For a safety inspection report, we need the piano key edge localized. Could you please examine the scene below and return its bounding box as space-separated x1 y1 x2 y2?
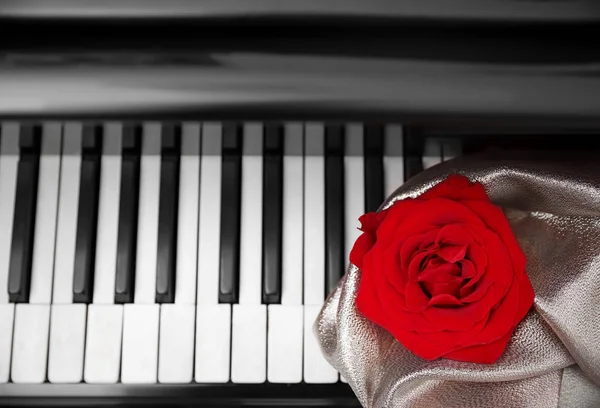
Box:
0 383 360 407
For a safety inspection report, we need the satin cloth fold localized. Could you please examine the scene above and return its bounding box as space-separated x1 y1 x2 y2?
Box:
315 151 600 407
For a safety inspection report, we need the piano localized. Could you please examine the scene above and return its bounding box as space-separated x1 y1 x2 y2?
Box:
1 2 600 407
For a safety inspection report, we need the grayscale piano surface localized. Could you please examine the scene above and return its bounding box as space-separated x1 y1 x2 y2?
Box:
1 3 600 407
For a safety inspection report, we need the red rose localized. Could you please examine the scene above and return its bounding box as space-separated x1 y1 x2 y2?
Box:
351 174 534 364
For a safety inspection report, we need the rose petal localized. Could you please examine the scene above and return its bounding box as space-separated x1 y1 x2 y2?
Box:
419 262 462 283
466 239 488 269
388 313 490 360
421 289 494 331
400 230 439 270
469 275 521 344
358 211 385 234
462 200 527 274
419 175 490 202
427 293 463 307
379 199 488 257
350 208 394 269
376 199 427 247
435 224 476 247
381 240 411 295
367 243 411 315
405 280 431 312
418 315 488 347
437 244 468 263
459 225 514 306
460 278 495 304
442 329 514 364
423 280 463 298
349 233 375 269
356 264 389 330
460 259 477 279
408 252 427 283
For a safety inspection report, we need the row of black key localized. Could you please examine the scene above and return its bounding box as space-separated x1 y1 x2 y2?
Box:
6 122 427 305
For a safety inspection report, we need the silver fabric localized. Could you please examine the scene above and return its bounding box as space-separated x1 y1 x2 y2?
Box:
316 151 600 407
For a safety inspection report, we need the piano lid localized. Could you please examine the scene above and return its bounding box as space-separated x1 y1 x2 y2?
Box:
2 0 600 126
1 0 599 23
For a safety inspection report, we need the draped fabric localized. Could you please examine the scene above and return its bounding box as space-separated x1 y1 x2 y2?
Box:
315 150 600 407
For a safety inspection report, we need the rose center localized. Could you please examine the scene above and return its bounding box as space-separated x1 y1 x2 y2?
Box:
416 247 470 300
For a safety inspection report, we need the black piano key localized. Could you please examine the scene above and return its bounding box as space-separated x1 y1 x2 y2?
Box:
7 125 41 304
364 125 384 213
155 124 181 304
219 123 243 304
325 124 345 297
73 125 103 303
403 128 425 181
262 124 283 305
114 125 142 304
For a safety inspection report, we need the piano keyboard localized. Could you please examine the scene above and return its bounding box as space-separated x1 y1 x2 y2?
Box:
0 121 459 386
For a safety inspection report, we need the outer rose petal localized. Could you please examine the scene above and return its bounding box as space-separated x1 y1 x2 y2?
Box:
435 224 478 247
458 224 514 304
356 254 389 329
349 209 393 268
419 175 489 202
405 281 431 312
421 288 494 332
469 275 521 345
443 329 514 364
381 240 411 296
358 211 385 234
349 233 376 269
381 199 488 253
470 261 534 347
376 199 429 247
368 244 414 319
462 200 527 273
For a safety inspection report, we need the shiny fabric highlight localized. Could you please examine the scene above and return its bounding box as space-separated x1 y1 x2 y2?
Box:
315 151 600 407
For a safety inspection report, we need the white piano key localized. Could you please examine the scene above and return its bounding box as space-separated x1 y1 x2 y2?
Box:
281 123 304 306
121 304 159 384
0 304 15 383
52 123 82 304
303 305 338 384
383 125 405 197
29 123 62 304
48 304 86 383
303 123 326 306
344 124 365 271
231 304 267 384
0 123 19 305
174 124 201 305
134 123 161 304
92 123 122 305
83 305 123 384
11 304 50 383
158 304 195 383
196 123 222 306
423 138 443 169
267 305 303 383
195 304 231 383
239 123 263 306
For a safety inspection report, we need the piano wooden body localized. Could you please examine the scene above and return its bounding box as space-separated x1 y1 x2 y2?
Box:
1 1 600 407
